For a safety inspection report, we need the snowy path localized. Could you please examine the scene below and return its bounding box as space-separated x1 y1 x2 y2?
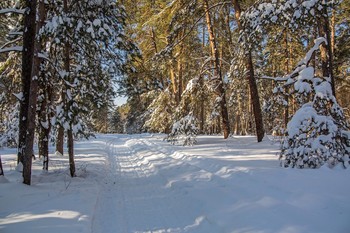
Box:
92 135 223 233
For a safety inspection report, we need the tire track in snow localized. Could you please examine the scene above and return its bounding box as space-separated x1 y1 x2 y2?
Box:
92 136 129 233
115 138 199 232
92 135 224 233
125 138 225 232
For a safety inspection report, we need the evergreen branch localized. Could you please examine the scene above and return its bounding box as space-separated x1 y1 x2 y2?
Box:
0 8 25 14
0 46 22 53
160 1 231 53
0 37 22 49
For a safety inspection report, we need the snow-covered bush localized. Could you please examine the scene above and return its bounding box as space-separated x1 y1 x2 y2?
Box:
144 89 176 133
166 113 199 146
0 103 19 148
280 76 350 169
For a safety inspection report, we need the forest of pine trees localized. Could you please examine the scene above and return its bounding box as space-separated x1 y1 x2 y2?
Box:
0 0 349 183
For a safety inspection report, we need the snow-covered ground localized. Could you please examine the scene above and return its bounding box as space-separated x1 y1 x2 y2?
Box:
1 134 349 233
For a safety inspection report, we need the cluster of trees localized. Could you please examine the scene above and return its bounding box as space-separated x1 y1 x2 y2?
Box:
116 0 348 135
0 0 349 181
117 0 349 165
0 0 136 184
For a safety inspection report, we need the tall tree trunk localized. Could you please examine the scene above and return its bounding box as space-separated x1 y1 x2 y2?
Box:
24 0 47 184
17 0 38 167
56 92 65 155
232 0 265 142
63 0 75 177
203 0 230 139
170 64 177 98
235 92 242 135
38 83 51 170
20 0 38 185
318 10 336 97
177 59 183 103
67 126 75 177
284 30 290 129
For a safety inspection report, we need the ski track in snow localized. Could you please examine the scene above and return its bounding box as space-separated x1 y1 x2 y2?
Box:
91 135 223 233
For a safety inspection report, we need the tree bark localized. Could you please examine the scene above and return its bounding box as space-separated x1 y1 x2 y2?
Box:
203 0 230 139
23 0 47 184
232 0 265 142
234 92 242 135
20 0 38 185
63 0 75 177
67 127 75 177
284 30 290 128
177 59 183 103
56 94 65 155
17 0 38 167
318 9 336 97
38 83 51 170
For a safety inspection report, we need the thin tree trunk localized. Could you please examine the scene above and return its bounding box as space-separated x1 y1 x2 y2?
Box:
232 0 265 142
67 126 75 177
56 94 65 155
318 6 335 97
63 0 75 177
235 92 242 135
177 59 183 103
38 85 51 170
284 30 290 128
37 0 49 171
203 0 230 139
170 65 177 98
17 0 38 167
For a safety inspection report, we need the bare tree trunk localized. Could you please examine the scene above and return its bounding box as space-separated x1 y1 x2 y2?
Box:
235 92 242 135
17 0 38 168
284 30 290 128
318 6 335 97
203 0 230 139
56 93 65 155
24 0 47 184
63 0 75 177
177 59 183 103
170 64 177 98
21 0 38 185
232 0 265 142
67 126 75 177
38 84 51 170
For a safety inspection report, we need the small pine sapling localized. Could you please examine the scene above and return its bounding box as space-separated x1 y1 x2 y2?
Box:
166 113 199 146
280 50 350 168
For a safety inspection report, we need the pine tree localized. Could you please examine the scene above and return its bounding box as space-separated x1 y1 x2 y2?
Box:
276 38 350 168
167 112 199 146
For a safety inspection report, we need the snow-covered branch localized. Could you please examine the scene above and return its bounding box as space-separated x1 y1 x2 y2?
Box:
0 37 22 49
0 8 25 14
0 46 22 53
260 37 327 84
